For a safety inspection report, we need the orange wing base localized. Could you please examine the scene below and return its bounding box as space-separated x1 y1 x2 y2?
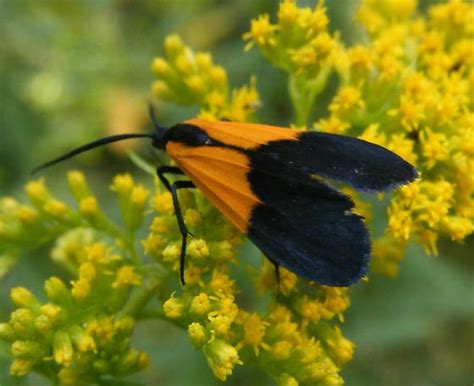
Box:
166 141 260 233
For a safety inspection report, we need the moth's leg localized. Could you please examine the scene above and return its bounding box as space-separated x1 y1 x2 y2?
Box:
156 166 184 192
267 257 281 293
170 180 196 285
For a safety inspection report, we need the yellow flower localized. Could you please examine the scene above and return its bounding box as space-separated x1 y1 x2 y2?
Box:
112 265 142 288
79 196 98 216
237 312 268 354
187 239 209 260
325 326 354 365
185 74 206 95
188 322 206 345
243 14 278 50
429 0 473 33
71 278 91 300
208 311 233 336
67 170 89 199
209 269 235 295
388 205 413 240
10 288 39 310
15 206 38 224
296 296 321 323
278 0 299 25
53 331 73 366
10 358 35 376
69 326 96 352
204 338 243 381
142 234 165 255
384 0 417 19
300 2 329 37
162 243 180 263
110 174 134 195
149 216 170 234
164 34 185 57
386 134 417 165
85 243 115 264
329 85 364 116
41 303 62 321
43 199 67 217
153 191 174 215
25 179 49 204
190 293 211 315
270 340 293 360
371 236 406 277
442 216 473 241
278 373 299 386
347 45 373 73
420 128 449 168
163 294 185 319
314 115 349 134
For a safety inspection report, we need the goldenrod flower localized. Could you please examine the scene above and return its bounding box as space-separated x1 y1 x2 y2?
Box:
243 14 278 50
204 338 243 381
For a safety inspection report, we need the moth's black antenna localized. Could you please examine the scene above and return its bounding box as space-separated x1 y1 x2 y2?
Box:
32 133 153 175
148 103 167 135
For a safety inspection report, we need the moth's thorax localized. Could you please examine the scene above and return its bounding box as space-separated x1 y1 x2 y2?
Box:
166 123 211 147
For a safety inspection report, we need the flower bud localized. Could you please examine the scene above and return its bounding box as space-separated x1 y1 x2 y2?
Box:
44 277 71 305
11 287 40 310
163 294 185 319
11 340 42 359
53 330 73 366
67 171 90 200
204 339 242 381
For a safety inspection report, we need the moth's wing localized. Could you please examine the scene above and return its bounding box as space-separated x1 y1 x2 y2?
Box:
186 119 416 191
184 118 299 150
167 141 369 286
166 142 261 233
247 167 370 286
252 131 418 192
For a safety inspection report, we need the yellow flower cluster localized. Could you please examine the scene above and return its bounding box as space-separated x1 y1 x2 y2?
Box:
144 185 240 286
2 167 356 383
243 0 332 76
158 262 352 383
0 172 151 384
243 0 338 125
143 181 352 382
248 0 474 273
151 34 260 121
140 171 354 383
1 266 147 384
354 0 473 264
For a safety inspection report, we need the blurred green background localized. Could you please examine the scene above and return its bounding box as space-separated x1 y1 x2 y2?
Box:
1 1 472 385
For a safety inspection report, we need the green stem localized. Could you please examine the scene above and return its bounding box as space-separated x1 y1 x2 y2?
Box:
288 65 331 127
122 279 161 318
289 74 314 127
137 308 188 330
136 308 167 320
124 231 141 266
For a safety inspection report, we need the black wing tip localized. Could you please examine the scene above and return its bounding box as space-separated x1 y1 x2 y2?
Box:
372 162 419 193
312 252 370 287
349 159 419 193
